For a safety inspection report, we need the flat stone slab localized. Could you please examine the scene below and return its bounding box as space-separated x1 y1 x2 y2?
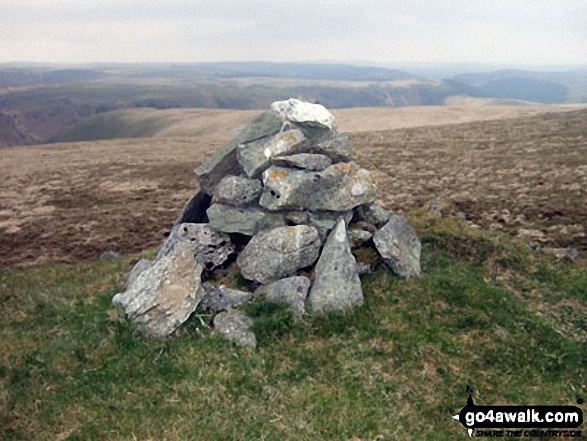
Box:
260 162 376 212
308 219 363 314
112 243 204 337
237 129 305 178
237 225 321 284
272 153 332 171
213 308 256 349
255 276 310 318
195 111 283 193
207 204 285 236
373 215 421 278
212 176 262 207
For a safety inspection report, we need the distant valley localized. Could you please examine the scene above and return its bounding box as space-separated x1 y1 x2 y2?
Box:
1 62 586 147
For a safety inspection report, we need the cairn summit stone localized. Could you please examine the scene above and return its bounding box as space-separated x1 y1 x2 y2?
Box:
308 219 363 314
373 215 422 278
237 225 321 284
271 99 336 131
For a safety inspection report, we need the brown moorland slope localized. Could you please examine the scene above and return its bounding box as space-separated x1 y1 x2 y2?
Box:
1 107 585 268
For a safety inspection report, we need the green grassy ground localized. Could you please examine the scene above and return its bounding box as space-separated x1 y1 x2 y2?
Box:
1 212 585 440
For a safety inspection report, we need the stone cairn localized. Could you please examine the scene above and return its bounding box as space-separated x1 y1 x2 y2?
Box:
113 99 422 348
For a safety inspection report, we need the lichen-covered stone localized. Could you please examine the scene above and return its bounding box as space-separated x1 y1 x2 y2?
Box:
237 129 305 178
270 99 336 131
207 204 285 236
125 258 152 289
157 223 234 270
272 153 332 171
213 308 256 349
373 215 421 278
308 219 363 314
195 112 283 193
212 176 262 207
260 162 376 212
237 225 321 284
112 244 204 337
255 276 310 318
356 203 390 227
200 283 253 312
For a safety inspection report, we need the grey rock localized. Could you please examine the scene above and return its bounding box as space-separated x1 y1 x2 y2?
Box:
237 225 321 284
200 282 253 312
308 219 363 314
270 99 336 131
356 262 375 276
125 258 153 289
212 176 262 207
100 250 119 260
195 112 283 193
255 276 310 318
237 129 305 178
272 153 332 171
260 162 377 212
561 248 580 262
373 215 421 279
112 244 204 337
157 223 234 271
356 203 390 227
428 197 449 218
310 133 352 162
207 204 285 236
175 190 211 224
308 210 353 242
213 308 256 349
284 211 310 225
348 229 373 248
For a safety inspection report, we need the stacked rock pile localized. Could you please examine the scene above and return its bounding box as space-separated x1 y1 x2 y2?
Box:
113 99 422 348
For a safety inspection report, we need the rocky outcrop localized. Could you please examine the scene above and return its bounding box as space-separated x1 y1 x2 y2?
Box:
113 98 422 346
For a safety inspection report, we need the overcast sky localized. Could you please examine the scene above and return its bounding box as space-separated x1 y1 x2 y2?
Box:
1 0 585 66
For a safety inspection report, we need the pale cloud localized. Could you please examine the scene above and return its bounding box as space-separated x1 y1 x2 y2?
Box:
0 0 585 64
